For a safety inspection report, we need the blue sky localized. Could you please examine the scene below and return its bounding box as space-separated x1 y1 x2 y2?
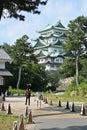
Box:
0 0 87 45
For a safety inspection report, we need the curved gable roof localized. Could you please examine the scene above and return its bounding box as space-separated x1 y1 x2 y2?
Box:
60 33 67 38
37 24 52 33
34 41 45 48
54 21 65 29
39 51 46 57
54 40 62 46
37 21 67 33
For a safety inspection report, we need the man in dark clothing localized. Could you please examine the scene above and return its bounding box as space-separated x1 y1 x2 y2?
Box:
25 88 31 105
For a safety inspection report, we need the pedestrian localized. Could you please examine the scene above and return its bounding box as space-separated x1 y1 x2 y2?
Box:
25 88 31 105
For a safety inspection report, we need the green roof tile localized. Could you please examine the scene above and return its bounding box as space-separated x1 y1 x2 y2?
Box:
39 51 46 57
54 40 62 46
37 21 67 33
34 40 45 48
37 24 52 33
61 33 67 38
54 21 65 28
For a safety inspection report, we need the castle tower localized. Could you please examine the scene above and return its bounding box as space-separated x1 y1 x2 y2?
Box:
33 20 67 71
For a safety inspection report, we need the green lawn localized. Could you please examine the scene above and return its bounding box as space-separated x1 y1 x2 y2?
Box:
0 111 27 130
43 92 87 105
0 114 18 130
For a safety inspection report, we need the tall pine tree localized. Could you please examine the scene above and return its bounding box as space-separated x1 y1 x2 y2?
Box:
63 16 87 86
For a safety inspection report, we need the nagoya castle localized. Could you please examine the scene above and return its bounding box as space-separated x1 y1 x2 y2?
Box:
33 20 67 71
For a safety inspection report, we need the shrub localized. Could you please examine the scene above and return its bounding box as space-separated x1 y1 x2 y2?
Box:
8 86 25 95
71 76 86 85
65 80 87 97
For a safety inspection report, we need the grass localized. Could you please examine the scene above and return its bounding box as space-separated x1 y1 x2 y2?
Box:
0 111 27 130
43 81 87 104
0 114 18 130
43 92 87 105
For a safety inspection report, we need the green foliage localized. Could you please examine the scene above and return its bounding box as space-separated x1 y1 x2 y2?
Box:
65 76 87 96
30 64 48 91
5 63 19 89
65 15 87 53
3 40 48 92
11 35 34 65
64 84 76 96
76 82 87 97
46 71 59 90
0 113 27 130
63 16 87 85
46 85 56 91
43 91 87 103
80 54 87 78
8 86 25 95
0 114 18 130
57 58 75 78
0 0 47 20
71 76 86 85
8 86 13 93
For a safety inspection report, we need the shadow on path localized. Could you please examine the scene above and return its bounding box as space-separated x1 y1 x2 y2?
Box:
40 125 87 130
33 105 83 118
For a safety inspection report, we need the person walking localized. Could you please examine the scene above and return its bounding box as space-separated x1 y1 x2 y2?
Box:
25 88 31 105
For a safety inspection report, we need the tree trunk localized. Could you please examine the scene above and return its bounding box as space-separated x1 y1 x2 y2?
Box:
76 51 79 86
0 0 4 20
17 66 22 95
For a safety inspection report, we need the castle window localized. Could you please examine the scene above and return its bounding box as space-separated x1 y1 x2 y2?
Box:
56 58 59 62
